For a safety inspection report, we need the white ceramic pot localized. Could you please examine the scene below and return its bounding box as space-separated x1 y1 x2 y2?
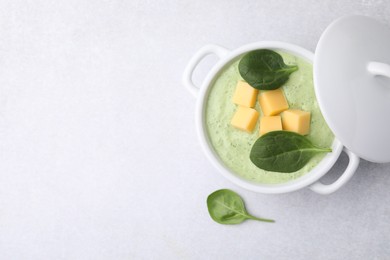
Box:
183 41 360 194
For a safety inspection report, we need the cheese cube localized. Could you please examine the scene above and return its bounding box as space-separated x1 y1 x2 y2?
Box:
231 106 259 132
232 80 259 108
259 116 283 136
282 109 311 135
258 88 289 116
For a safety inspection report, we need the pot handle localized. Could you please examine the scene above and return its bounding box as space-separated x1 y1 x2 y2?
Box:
309 147 360 195
182 44 229 98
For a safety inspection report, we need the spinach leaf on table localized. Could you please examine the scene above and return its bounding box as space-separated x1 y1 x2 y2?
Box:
207 189 274 225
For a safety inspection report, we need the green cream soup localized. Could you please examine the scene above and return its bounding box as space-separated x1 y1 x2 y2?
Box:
205 51 334 184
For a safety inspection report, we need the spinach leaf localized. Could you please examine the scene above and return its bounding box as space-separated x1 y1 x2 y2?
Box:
239 49 298 90
250 131 332 173
207 189 274 225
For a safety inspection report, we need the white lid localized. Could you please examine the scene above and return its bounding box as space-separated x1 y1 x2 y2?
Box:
314 15 390 163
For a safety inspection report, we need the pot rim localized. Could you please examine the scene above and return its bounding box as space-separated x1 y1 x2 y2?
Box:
195 41 344 193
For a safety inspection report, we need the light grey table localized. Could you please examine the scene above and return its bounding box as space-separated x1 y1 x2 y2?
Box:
0 0 389 259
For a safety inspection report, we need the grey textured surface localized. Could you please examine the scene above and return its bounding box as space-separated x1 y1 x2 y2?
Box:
0 0 389 259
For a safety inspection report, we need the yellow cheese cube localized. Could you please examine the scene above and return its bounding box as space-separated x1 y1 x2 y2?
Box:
282 109 311 135
231 106 259 132
258 88 289 116
232 80 259 108
259 116 283 136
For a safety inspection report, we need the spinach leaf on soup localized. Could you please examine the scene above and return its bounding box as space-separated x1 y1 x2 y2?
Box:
250 131 332 173
239 49 298 90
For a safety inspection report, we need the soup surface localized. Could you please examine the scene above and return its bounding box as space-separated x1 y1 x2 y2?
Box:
205 50 334 184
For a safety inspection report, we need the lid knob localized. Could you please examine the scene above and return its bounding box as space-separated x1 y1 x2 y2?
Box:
367 62 390 79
